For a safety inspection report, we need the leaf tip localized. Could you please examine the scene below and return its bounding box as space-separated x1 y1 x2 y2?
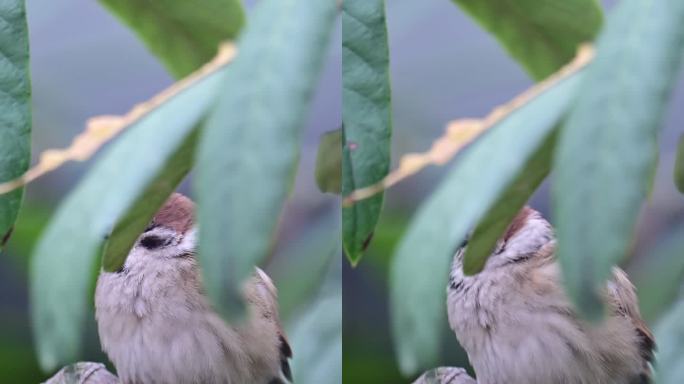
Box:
37 344 59 373
461 259 485 276
397 346 419 377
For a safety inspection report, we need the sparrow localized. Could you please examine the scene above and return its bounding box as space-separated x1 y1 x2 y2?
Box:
95 193 292 384
436 206 654 384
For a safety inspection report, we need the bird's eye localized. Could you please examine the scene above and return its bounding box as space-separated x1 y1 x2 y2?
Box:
140 235 167 250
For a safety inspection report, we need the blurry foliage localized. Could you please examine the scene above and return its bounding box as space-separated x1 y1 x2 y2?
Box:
462 132 556 275
0 341 43 383
0 0 341 382
98 0 245 78
289 258 342 383
391 64 584 374
553 0 684 320
343 338 403 383
451 0 603 80
343 0 684 382
195 0 337 319
269 210 341 321
655 299 684 384
101 130 200 273
31 54 226 369
632 222 684 324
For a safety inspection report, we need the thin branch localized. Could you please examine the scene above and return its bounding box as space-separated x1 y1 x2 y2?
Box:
343 44 594 207
0 43 237 195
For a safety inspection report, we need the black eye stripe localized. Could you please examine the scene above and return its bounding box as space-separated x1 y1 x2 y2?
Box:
140 235 167 249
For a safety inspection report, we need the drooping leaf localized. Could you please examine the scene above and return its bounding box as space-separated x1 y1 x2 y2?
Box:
654 299 684 384
673 134 684 193
195 0 337 318
288 258 342 384
315 129 342 194
553 0 684 320
632 222 684 323
390 71 584 375
30 66 225 371
451 0 602 80
100 129 198 272
462 131 556 275
99 31 238 272
289 293 342 384
98 0 245 78
268 209 340 321
342 0 392 265
0 0 31 252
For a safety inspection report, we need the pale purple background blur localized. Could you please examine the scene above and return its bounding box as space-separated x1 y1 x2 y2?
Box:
344 1 684 381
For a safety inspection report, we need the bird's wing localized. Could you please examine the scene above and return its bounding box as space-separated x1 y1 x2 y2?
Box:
254 267 293 383
607 267 655 377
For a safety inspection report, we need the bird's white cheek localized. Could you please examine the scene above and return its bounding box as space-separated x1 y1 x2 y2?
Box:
178 226 197 254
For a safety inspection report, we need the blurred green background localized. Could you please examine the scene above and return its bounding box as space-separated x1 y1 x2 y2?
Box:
342 0 684 382
0 0 341 381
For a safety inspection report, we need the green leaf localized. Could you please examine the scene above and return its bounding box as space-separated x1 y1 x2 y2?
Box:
390 71 584 375
462 131 556 275
30 67 225 371
100 129 198 272
268 209 340 321
552 0 684 320
315 129 342 194
289 293 342 384
288 259 342 384
342 0 393 265
98 0 245 78
100 1 242 274
0 0 31 251
632 222 684 323
451 0 602 80
673 134 684 193
195 0 337 318
654 299 684 384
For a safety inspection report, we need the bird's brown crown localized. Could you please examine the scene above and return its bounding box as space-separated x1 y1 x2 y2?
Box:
152 193 195 234
502 206 535 242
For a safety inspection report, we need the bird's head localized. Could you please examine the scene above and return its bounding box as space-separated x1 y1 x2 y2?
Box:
458 207 555 271
128 193 197 263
